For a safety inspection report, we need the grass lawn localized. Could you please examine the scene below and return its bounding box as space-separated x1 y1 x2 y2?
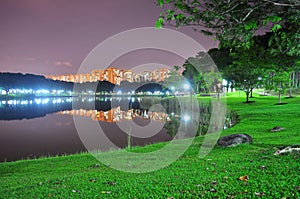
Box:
0 93 299 198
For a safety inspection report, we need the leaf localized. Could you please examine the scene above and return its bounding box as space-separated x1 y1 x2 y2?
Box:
155 17 164 28
271 24 282 32
245 22 257 31
238 175 249 181
101 191 112 194
157 0 164 7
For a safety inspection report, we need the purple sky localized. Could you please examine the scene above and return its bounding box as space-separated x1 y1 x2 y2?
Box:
0 0 218 76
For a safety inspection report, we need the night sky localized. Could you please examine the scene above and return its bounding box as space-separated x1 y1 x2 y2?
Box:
0 0 218 76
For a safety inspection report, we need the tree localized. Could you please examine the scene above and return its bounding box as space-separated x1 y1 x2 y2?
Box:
156 0 300 56
229 59 262 103
221 34 269 102
208 48 234 92
182 51 217 93
163 65 186 92
265 69 290 104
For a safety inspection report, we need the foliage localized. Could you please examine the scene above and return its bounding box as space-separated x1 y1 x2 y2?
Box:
208 48 234 91
0 72 73 91
163 65 187 92
182 51 220 93
156 0 300 56
264 69 291 104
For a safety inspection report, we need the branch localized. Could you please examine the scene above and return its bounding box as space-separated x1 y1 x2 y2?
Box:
262 0 300 7
220 3 242 15
281 41 300 55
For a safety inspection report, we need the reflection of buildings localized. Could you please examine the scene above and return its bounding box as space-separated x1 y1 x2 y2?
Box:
58 106 168 122
46 68 171 85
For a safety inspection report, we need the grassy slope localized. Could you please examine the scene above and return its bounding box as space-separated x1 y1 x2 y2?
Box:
0 93 299 199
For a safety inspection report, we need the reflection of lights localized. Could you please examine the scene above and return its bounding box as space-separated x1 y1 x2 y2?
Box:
131 97 135 102
183 83 190 90
20 100 28 105
183 115 190 122
35 99 42 104
42 99 49 104
1 101 6 105
117 90 122 94
66 98 72 102
36 89 50 94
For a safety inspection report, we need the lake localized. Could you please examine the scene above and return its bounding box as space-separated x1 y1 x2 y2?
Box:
0 96 233 162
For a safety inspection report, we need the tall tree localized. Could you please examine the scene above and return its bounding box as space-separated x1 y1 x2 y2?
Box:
208 48 234 92
182 51 216 93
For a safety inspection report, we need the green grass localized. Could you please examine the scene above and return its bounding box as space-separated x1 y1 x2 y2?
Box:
0 93 299 198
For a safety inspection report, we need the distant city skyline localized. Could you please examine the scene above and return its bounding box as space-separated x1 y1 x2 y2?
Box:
0 0 218 76
46 67 173 85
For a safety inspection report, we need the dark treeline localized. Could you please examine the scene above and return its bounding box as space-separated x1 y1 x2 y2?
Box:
0 73 73 92
0 73 165 94
116 81 164 93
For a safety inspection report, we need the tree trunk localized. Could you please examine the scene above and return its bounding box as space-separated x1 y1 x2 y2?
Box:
246 91 250 102
278 82 282 104
289 87 293 98
250 88 253 98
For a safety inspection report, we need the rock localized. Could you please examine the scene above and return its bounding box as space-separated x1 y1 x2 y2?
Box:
217 134 253 147
270 126 285 132
274 145 300 155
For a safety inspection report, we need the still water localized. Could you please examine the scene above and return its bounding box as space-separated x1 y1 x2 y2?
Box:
0 97 234 162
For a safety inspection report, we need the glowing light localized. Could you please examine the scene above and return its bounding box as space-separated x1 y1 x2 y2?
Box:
20 100 28 105
183 83 190 90
35 99 42 104
36 89 50 94
183 115 190 122
42 99 49 104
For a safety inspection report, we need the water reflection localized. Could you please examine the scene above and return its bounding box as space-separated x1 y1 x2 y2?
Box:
0 97 236 162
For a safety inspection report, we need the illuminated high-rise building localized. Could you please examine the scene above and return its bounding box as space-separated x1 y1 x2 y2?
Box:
46 67 171 85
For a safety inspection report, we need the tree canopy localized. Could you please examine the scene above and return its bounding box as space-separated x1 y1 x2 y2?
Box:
156 0 300 56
